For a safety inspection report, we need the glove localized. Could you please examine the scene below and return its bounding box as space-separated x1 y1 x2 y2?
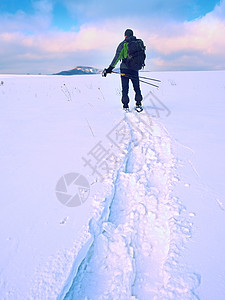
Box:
102 65 113 77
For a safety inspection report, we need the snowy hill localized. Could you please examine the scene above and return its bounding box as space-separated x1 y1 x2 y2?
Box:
0 71 225 299
54 66 102 75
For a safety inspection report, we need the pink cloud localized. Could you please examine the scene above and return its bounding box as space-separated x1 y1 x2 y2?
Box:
0 1 225 73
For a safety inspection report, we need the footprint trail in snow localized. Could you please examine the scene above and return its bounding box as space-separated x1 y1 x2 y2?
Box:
62 111 200 300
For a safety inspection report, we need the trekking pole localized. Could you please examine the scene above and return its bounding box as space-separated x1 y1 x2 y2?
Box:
139 79 159 88
112 71 161 83
111 71 159 88
139 75 161 82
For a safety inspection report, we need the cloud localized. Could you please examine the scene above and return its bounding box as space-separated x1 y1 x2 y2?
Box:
143 1 225 70
0 0 225 73
0 0 53 33
211 0 225 18
0 24 120 73
63 0 220 22
32 0 53 14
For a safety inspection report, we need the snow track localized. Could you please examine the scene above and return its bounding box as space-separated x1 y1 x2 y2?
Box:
61 112 200 300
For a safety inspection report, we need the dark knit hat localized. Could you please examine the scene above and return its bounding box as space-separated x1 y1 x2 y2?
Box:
124 29 133 37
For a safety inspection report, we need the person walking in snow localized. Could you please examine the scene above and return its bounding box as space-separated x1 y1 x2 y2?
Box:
103 29 146 112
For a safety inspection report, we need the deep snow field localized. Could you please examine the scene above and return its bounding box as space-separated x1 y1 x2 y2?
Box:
0 70 225 300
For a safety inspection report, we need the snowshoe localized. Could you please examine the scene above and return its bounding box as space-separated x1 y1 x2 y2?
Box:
123 106 130 112
135 105 143 113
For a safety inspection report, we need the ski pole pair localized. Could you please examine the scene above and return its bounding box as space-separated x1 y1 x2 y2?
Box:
111 71 160 88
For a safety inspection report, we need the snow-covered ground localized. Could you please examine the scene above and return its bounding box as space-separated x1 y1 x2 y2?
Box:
0 71 224 299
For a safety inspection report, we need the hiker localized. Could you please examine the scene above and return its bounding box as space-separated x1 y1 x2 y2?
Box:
103 29 146 112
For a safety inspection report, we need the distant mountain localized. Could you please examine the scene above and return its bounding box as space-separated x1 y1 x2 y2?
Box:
53 66 102 75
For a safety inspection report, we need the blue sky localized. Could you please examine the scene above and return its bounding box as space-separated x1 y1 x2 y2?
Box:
0 0 225 73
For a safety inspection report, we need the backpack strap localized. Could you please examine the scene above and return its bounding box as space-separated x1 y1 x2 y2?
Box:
113 41 128 67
